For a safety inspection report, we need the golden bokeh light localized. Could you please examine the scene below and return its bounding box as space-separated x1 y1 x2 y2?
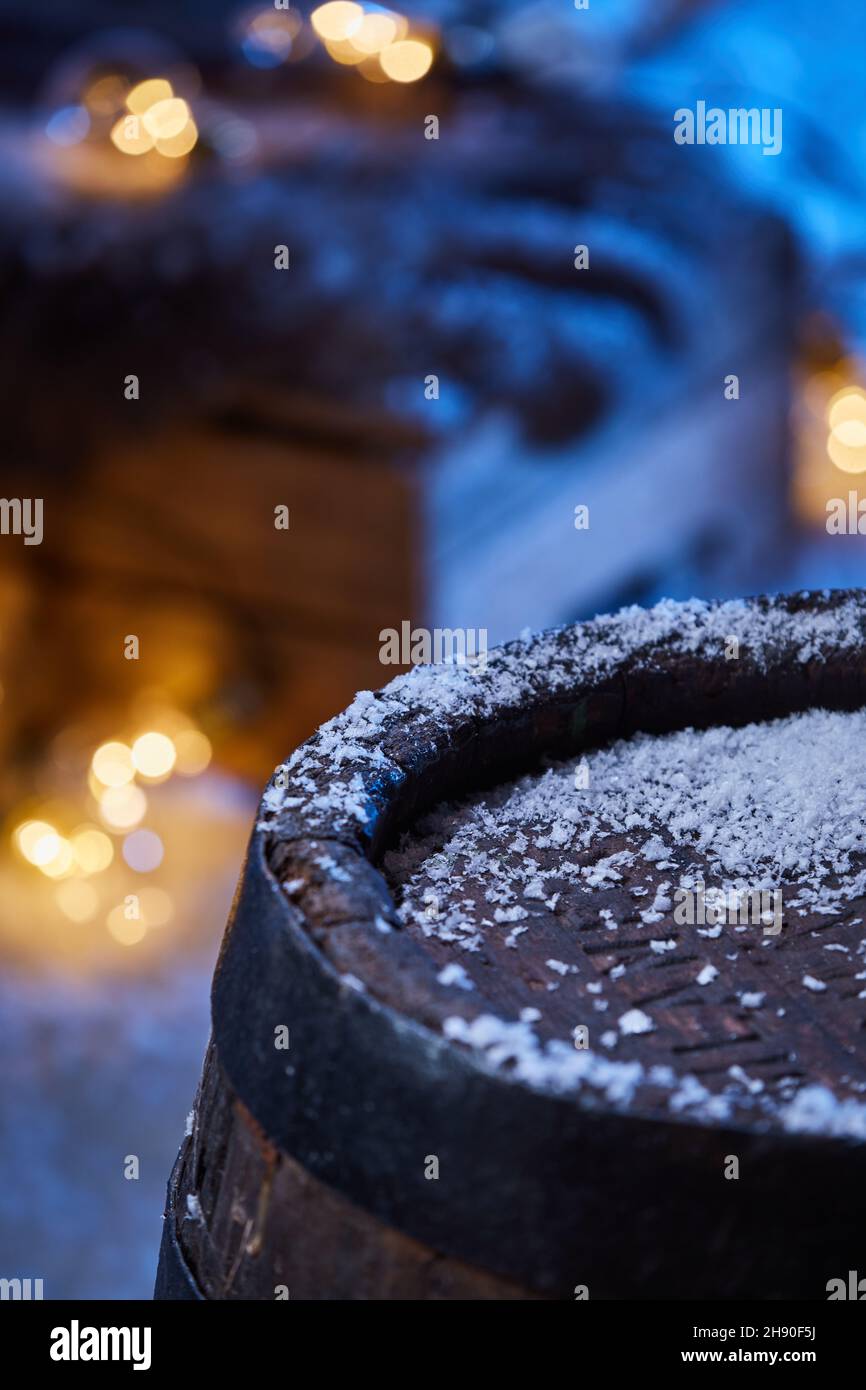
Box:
325 36 368 65
70 826 114 874
828 387 866 432
16 819 59 864
378 38 433 82
127 78 174 115
131 731 177 779
350 12 404 54
827 430 866 474
142 97 191 141
106 905 147 946
832 418 866 448
38 838 75 878
173 729 212 776
99 784 147 831
156 119 199 159
311 2 364 42
91 741 135 788
110 114 155 156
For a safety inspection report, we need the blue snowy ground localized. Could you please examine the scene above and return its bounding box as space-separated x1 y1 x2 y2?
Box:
0 964 212 1299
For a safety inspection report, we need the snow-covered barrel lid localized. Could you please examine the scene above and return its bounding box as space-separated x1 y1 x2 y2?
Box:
212 589 866 1297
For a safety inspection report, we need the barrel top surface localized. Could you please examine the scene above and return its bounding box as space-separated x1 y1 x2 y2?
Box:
252 589 866 1145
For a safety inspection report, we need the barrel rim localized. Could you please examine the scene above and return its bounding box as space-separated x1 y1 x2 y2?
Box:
207 589 866 1292
256 587 866 1132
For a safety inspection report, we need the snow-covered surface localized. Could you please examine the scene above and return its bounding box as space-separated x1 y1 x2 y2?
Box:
391 705 866 1138
392 706 866 928
260 593 866 1141
258 592 866 840
0 966 212 1298
439 1011 866 1141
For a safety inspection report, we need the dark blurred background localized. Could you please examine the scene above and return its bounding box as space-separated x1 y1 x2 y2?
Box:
1 0 865 1298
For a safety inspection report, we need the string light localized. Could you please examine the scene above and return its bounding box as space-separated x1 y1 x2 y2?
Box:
827 433 866 474
350 10 405 54
378 38 433 82
311 3 434 81
173 729 212 776
832 419 866 447
11 711 213 962
828 388 866 429
110 115 155 156
38 838 75 879
826 384 866 474
142 97 191 141
325 37 368 66
109 78 198 161
131 732 176 779
70 827 114 874
91 741 135 788
15 820 60 865
156 120 199 159
311 2 364 42
126 78 173 114
99 784 147 831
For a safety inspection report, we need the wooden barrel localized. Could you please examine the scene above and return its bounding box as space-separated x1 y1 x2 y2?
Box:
155 589 866 1300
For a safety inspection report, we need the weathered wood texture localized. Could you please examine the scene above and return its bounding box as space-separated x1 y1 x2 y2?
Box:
386 821 866 1110
160 1037 536 1301
157 592 866 1300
